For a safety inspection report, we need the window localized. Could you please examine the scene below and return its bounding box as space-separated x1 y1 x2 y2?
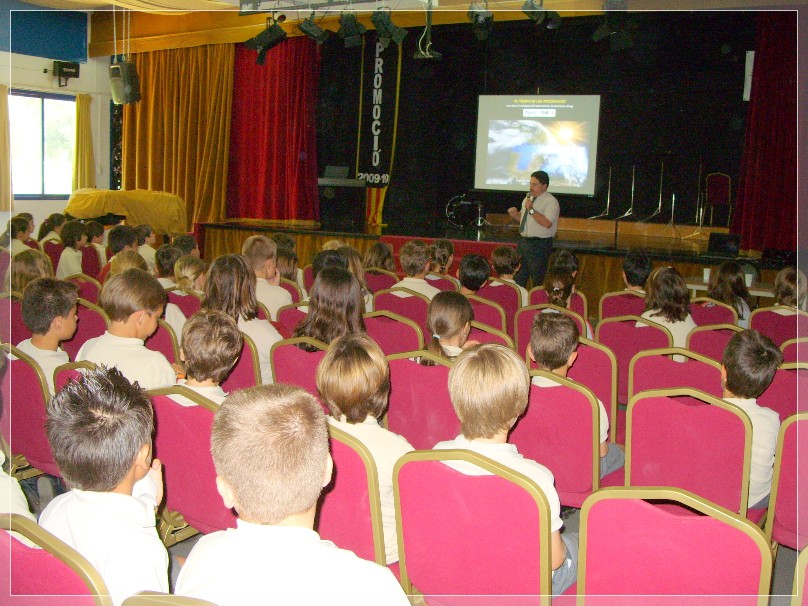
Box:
9 90 76 199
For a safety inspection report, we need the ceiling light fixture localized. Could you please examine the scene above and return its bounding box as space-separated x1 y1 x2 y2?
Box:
468 1 494 41
337 13 367 48
244 15 287 65
371 9 408 49
299 13 329 44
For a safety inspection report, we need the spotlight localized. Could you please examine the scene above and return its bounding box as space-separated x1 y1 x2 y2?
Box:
299 14 329 44
592 9 637 50
337 13 366 48
371 10 408 49
522 0 546 24
468 1 493 41
545 11 562 29
244 16 287 65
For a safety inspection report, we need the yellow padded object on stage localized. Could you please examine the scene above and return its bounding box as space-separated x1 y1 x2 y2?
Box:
66 188 187 236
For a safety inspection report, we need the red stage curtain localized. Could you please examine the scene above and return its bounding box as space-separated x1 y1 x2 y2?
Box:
227 39 320 222
734 12 797 252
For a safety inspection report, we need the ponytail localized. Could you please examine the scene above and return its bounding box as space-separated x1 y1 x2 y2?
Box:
37 213 66 241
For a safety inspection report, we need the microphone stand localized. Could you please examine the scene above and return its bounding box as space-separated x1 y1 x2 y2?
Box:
615 164 635 220
683 164 709 241
588 165 611 219
639 161 664 223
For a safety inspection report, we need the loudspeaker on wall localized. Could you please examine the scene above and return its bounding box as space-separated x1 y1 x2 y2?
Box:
110 62 141 105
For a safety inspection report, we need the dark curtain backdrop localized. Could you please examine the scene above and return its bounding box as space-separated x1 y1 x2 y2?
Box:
228 38 321 222
734 12 798 252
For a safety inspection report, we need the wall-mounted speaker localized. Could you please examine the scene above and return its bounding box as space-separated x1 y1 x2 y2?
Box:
109 62 141 105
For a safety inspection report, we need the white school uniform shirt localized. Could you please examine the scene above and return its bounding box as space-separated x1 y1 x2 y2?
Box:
39 475 169 606
138 244 157 273
492 277 529 307
296 267 308 300
433 434 563 533
9 238 29 257
163 302 186 342
176 521 410 606
531 374 609 444
170 382 227 406
639 310 697 359
92 242 107 266
15 339 69 395
39 231 61 247
723 397 780 507
238 317 282 384
393 277 441 301
156 277 175 289
77 331 176 390
328 415 414 564
56 247 83 279
255 277 293 320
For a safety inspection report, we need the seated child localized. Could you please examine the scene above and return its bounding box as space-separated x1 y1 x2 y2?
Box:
549 250 579 281
175 383 409 605
317 333 413 564
174 255 207 295
640 266 696 351
109 249 148 276
491 246 529 306
98 225 139 283
421 290 480 364
312 249 348 280
395 240 441 300
7 248 53 294
17 278 79 395
155 245 183 289
84 220 108 267
339 245 372 312
426 239 455 283
242 235 292 320
173 310 242 406
276 247 299 285
173 234 200 258
293 267 365 349
77 268 176 390
529 313 624 477
40 366 168 605
706 260 752 328
457 253 491 297
433 344 577 596
55 220 87 279
363 241 396 273
722 330 782 509
321 238 346 251
544 270 593 339
135 224 158 273
2 216 32 257
37 213 66 246
271 232 307 294
622 250 651 294
773 266 806 313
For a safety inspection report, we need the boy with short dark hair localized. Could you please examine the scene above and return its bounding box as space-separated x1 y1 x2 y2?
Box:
17 277 79 394
135 224 158 273
40 366 168 605
154 245 183 288
395 240 441 300
434 343 576 595
457 253 491 296
622 250 652 293
97 225 139 283
722 330 782 508
175 383 409 605
77 268 176 390
241 235 292 320
173 234 200 258
490 246 529 306
529 313 624 477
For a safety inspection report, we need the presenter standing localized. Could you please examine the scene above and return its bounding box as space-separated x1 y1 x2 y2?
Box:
508 170 559 288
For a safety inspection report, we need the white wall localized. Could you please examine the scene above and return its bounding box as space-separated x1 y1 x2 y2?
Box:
0 50 112 230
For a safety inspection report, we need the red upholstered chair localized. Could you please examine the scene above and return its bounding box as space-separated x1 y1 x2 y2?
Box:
302 264 314 293
363 311 424 356
276 302 308 336
598 290 646 322
269 337 328 398
527 286 548 306
705 171 733 226
781 338 808 363
425 273 459 292
1 292 31 345
385 352 455 451
144 319 180 365
372 288 430 334
1 513 113 606
793 545 808 606
279 277 303 303
0 249 10 290
219 332 262 391
595 315 673 404
750 306 808 348
757 363 806 422
364 268 399 293
626 388 754 518
686 323 743 362
510 372 603 507
568 337 619 443
764 413 807 552
42 240 64 274
530 287 587 322
690 297 738 326
54 361 96 392
166 289 202 318
515 305 587 360
80 245 102 279
66 274 102 304
628 347 723 400
466 295 506 333
578 487 772 603
394 450 556 603
148 387 235 545
468 321 514 348
477 279 521 337
61 299 109 361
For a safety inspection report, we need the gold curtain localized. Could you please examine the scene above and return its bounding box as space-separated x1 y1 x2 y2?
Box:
0 85 11 212
73 93 96 191
121 43 234 230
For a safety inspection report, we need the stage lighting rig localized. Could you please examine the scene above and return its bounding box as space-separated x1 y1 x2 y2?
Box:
371 10 408 49
337 13 367 48
299 14 329 44
468 1 493 41
244 15 287 65
522 0 561 30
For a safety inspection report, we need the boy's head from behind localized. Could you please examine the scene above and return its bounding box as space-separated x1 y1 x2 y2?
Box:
21 278 79 338
241 235 277 273
491 246 520 277
100 268 166 323
458 254 491 292
722 330 782 399
312 249 348 280
173 234 200 258
181 310 243 384
530 313 579 371
155 245 183 279
399 240 430 277
211 384 329 524
623 251 652 288
47 366 153 491
270 232 296 251
107 225 138 255
449 344 529 440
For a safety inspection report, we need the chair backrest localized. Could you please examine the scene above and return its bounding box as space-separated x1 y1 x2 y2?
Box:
425 273 459 292
514 304 587 360
316 425 386 565
54 361 97 392
279 277 302 303
363 311 424 356
750 307 808 348
468 321 514 348
166 289 202 318
529 287 587 321
364 269 399 293
61 298 110 361
595 316 673 403
276 302 308 336
705 172 731 207
42 240 64 273
1 513 113 606
67 273 102 304
466 295 506 333
0 249 9 290
0 344 59 477
626 388 752 516
686 323 743 362
510 372 600 507
793 545 808 606
386 352 455 450
148 387 236 535
628 347 723 399
568 337 618 443
144 319 180 365
80 245 102 279
781 338 807 363
372 288 430 334
690 297 739 326
476 279 520 336
302 264 314 292
5 293 31 344
269 337 328 398
394 450 553 602
527 286 548 306
765 413 807 551
123 592 218 605
757 363 807 422
579 487 771 604
598 290 646 322
219 331 262 391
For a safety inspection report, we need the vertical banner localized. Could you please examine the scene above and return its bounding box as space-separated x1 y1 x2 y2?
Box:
356 40 403 226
